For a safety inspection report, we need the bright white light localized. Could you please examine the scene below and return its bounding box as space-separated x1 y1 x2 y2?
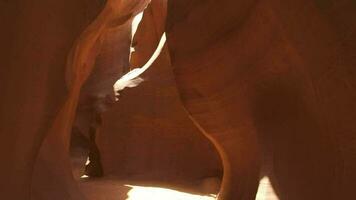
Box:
131 12 144 40
81 175 89 179
256 177 279 200
113 33 166 95
125 185 216 200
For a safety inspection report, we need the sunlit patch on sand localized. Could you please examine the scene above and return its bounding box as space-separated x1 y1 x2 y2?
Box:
125 185 216 200
256 177 279 200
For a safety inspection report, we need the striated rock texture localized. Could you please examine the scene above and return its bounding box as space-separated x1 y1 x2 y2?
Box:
30 0 152 199
1 0 356 199
0 0 153 199
0 0 222 199
166 0 356 199
96 0 222 187
97 45 222 185
0 1 104 199
97 45 221 186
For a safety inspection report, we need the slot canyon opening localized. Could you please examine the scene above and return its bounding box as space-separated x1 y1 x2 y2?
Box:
2 0 355 200
67 3 279 200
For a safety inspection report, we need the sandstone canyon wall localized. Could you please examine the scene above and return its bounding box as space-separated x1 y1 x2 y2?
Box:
94 0 221 185
1 0 356 199
166 0 356 199
0 1 104 199
0 1 222 199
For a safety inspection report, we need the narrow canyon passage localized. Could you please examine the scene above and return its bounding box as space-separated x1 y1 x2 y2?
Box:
1 0 355 200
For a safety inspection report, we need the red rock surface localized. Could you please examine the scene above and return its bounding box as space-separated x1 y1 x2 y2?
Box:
166 0 356 199
0 1 103 199
1 0 356 199
97 44 222 183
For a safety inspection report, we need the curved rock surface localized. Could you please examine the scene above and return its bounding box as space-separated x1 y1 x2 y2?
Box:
166 0 356 199
0 1 104 199
1 0 356 199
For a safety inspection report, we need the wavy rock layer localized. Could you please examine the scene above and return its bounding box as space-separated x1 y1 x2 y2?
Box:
166 0 356 199
1 0 356 199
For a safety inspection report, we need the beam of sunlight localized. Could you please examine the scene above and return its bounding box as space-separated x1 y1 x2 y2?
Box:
113 9 166 97
131 12 143 40
125 185 216 200
113 33 166 95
